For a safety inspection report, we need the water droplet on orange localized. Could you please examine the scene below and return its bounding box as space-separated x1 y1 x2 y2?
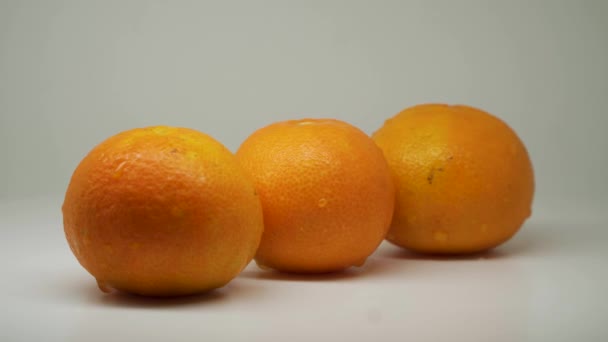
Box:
433 230 449 242
96 279 112 293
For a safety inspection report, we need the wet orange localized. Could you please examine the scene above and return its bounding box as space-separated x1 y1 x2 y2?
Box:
62 126 264 296
237 119 395 273
372 104 534 254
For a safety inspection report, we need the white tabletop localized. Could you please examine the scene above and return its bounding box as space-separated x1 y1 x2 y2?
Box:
1 196 606 342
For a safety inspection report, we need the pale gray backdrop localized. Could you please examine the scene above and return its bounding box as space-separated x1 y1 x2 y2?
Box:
1 3 608 341
1 0 607 212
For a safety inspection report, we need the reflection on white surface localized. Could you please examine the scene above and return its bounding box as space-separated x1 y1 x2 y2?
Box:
1 197 607 341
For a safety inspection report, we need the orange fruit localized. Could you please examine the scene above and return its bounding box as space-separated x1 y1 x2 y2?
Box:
236 119 395 273
62 126 264 296
372 104 534 254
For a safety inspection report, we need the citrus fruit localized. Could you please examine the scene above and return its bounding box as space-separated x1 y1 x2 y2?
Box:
62 126 264 296
372 104 534 254
236 119 395 273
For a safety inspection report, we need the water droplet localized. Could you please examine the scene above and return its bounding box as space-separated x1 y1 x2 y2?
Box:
112 161 127 179
171 206 185 218
481 224 488 233
433 230 449 242
317 198 328 208
103 244 114 254
352 257 367 267
96 279 113 293
254 260 272 271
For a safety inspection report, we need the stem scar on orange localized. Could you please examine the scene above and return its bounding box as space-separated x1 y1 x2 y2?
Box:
62 126 264 296
372 104 534 254
236 119 395 273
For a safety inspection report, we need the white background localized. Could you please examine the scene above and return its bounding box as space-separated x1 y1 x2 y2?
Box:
1 1 607 341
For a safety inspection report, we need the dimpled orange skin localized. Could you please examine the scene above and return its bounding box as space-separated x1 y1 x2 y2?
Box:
372 104 534 254
62 126 264 296
236 119 395 273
